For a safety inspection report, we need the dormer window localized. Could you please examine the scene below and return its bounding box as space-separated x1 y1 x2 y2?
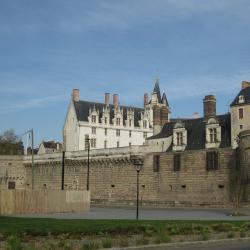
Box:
205 118 221 149
176 132 183 146
238 95 245 104
173 122 187 152
209 128 217 143
92 115 96 123
129 119 132 127
116 118 121 126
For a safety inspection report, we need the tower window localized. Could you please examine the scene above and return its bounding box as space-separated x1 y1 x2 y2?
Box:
104 117 108 124
143 120 147 128
129 130 132 137
117 141 119 148
92 127 96 134
239 108 244 119
104 140 107 148
104 128 107 135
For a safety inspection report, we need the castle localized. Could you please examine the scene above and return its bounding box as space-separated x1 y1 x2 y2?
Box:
63 78 169 151
1 80 250 208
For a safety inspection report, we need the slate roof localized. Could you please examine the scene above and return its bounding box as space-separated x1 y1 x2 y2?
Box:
153 80 162 103
42 141 60 149
147 113 231 150
73 100 144 127
230 86 250 106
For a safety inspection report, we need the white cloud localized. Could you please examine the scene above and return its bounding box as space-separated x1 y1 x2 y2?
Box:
0 94 67 114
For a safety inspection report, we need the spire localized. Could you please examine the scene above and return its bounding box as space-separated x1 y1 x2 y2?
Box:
153 76 162 103
161 92 169 106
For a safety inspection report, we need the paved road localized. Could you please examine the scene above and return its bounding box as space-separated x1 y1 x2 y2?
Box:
13 206 250 220
156 241 250 250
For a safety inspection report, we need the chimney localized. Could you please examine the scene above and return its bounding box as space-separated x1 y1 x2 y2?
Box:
72 89 80 102
193 112 200 119
113 94 118 107
104 93 110 105
203 95 216 121
241 81 250 89
144 93 148 107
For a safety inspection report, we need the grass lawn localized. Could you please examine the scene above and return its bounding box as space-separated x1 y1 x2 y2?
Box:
1 217 250 249
0 216 249 236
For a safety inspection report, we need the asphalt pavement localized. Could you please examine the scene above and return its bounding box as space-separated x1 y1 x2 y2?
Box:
12 206 250 220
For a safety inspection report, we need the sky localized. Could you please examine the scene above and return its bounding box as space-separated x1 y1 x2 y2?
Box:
1 0 250 146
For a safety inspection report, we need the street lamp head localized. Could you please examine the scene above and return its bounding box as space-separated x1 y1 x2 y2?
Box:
134 164 143 172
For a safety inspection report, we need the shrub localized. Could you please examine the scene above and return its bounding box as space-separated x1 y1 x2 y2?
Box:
136 236 149 245
82 240 99 250
211 223 234 232
102 238 112 248
227 232 235 239
118 238 129 247
6 235 22 250
240 230 246 238
201 231 209 241
64 240 73 250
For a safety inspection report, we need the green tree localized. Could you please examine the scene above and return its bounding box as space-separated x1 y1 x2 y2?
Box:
0 129 23 155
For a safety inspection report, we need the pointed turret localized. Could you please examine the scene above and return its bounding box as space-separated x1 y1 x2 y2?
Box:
152 77 162 104
161 92 169 106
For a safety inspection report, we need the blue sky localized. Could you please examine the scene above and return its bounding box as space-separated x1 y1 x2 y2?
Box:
1 0 250 146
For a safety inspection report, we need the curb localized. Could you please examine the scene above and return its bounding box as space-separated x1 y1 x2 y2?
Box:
100 237 250 250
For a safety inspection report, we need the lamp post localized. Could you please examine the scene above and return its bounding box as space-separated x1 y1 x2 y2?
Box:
130 155 143 220
135 164 142 220
85 136 90 191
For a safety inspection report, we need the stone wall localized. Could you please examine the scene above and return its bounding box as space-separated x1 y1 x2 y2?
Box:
0 155 25 190
22 146 234 207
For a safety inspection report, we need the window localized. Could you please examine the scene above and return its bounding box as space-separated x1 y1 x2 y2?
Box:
91 138 96 148
104 140 107 148
129 142 131 147
85 135 89 149
240 125 243 130
209 128 217 142
105 117 108 124
129 130 132 137
239 108 244 119
129 119 132 127
143 120 147 128
8 182 15 190
91 115 96 123
143 132 147 138
116 118 121 126
117 141 119 147
176 132 183 146
116 129 120 136
153 155 160 172
206 151 219 171
92 127 96 134
104 128 107 136
173 154 181 171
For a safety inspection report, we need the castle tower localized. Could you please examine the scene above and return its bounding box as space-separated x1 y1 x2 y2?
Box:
147 78 170 134
230 81 250 148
